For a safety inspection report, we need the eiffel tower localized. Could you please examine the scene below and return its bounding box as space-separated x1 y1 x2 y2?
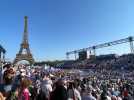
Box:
14 16 34 65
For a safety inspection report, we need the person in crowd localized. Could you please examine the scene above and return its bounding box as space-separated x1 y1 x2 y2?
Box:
38 73 52 100
81 85 96 100
1 67 15 99
0 92 5 100
18 78 31 100
67 82 81 100
50 78 68 100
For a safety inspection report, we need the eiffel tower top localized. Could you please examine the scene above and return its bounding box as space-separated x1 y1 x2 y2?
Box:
23 16 28 43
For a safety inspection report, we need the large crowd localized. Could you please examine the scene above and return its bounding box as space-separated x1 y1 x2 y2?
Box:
0 54 134 100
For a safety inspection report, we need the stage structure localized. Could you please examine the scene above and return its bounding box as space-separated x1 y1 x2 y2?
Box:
14 16 34 65
0 45 6 62
66 36 134 60
78 51 87 60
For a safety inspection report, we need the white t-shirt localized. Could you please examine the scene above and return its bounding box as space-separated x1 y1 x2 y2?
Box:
41 80 52 98
82 93 96 100
68 88 81 100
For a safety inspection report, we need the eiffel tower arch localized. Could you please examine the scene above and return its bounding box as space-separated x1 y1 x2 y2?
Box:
14 16 34 65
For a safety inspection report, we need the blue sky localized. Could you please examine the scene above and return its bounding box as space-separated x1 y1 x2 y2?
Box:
0 0 134 61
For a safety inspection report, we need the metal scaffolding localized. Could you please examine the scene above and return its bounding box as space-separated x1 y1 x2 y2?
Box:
0 45 6 66
66 36 134 60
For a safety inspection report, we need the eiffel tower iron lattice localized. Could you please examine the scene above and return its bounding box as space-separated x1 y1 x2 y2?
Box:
14 16 34 65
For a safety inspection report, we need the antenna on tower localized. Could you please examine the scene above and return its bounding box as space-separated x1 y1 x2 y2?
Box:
23 16 28 43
